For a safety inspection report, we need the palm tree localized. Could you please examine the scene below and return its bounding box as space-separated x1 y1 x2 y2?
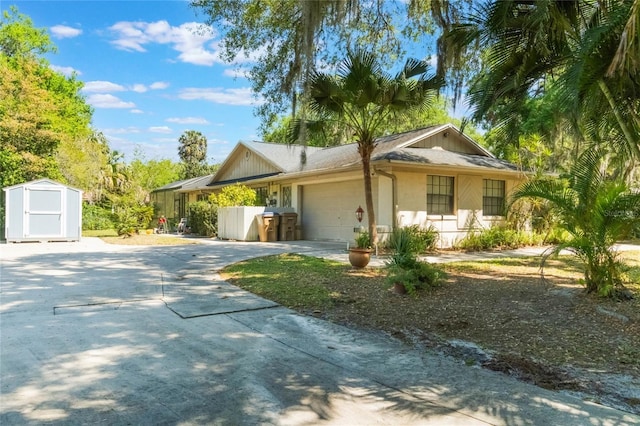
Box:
304 50 442 245
511 149 640 298
441 0 640 176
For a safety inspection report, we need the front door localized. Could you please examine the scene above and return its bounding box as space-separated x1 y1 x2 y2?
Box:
26 187 63 238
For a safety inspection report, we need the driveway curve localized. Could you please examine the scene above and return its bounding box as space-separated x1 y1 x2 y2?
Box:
1 238 638 425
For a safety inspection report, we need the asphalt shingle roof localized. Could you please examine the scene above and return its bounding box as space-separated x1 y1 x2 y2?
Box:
242 141 322 172
378 148 518 171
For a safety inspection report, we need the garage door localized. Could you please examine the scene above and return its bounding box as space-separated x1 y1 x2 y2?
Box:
301 180 366 241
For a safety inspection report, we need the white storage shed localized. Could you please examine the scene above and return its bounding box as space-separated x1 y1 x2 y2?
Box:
3 179 82 243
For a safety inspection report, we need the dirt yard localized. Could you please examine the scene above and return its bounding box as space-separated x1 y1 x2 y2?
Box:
247 253 640 414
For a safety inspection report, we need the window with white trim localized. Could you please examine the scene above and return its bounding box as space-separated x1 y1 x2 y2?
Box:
427 175 454 215
483 179 505 216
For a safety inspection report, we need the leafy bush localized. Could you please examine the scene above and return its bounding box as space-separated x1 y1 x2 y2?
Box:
82 203 115 230
454 226 544 251
386 225 439 257
386 227 416 267
385 227 444 296
211 184 257 207
385 260 445 296
404 225 439 253
112 203 154 236
188 201 217 236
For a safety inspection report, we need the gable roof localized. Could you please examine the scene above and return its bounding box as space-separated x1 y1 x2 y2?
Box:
3 178 82 192
208 141 322 186
286 124 502 174
378 148 517 171
153 174 214 192
198 123 521 190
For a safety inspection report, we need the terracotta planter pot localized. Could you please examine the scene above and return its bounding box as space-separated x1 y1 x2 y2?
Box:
348 248 372 268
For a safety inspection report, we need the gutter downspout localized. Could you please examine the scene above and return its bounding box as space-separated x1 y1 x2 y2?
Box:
374 168 397 232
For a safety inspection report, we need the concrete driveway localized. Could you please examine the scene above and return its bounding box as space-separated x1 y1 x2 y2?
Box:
1 238 638 425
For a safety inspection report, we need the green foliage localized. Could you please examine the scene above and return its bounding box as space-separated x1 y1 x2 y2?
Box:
385 226 444 295
353 231 371 249
222 254 337 309
454 226 544 251
210 184 257 207
188 200 217 236
192 0 439 128
385 225 439 261
128 153 183 192
82 203 115 231
386 227 416 267
178 130 209 179
0 7 54 59
0 7 93 187
385 261 444 296
112 202 154 236
511 149 640 297
403 225 439 253
443 1 640 177
305 50 443 244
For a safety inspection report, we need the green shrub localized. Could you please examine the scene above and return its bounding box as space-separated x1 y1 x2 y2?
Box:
112 203 154 236
82 203 115 230
188 201 217 236
454 226 544 251
211 184 257 207
354 231 371 249
385 227 444 296
386 227 416 267
386 261 445 296
405 225 439 253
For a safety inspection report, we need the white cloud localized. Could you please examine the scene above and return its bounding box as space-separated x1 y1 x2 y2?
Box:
50 25 82 39
50 65 80 77
150 81 169 90
131 84 148 93
108 20 222 66
166 117 210 125
149 126 173 134
152 137 178 143
87 94 135 109
103 127 141 134
130 109 144 114
83 80 126 93
178 87 263 106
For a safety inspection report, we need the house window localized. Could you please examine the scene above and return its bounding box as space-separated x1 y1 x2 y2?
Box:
255 186 269 206
427 175 454 215
281 186 292 208
483 179 505 216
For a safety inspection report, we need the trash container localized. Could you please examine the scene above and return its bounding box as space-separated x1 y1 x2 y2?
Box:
279 212 298 241
257 212 280 242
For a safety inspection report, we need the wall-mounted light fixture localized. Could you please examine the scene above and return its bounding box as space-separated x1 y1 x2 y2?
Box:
355 205 364 222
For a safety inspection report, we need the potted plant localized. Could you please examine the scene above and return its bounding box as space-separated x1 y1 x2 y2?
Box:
349 231 372 268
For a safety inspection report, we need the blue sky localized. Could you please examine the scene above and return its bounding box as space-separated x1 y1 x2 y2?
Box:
6 0 265 164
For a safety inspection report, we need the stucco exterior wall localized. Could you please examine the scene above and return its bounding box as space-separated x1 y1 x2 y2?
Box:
393 170 518 248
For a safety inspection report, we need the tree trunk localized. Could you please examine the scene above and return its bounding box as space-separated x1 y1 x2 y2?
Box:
361 149 377 246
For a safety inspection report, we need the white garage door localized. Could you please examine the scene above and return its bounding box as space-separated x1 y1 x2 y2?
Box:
301 180 366 241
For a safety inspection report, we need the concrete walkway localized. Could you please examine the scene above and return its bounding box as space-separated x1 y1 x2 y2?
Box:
1 237 638 425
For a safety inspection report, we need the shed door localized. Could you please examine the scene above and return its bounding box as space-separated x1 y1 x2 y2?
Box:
26 187 63 237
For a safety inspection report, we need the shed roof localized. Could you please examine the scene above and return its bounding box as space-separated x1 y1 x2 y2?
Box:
2 178 83 193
